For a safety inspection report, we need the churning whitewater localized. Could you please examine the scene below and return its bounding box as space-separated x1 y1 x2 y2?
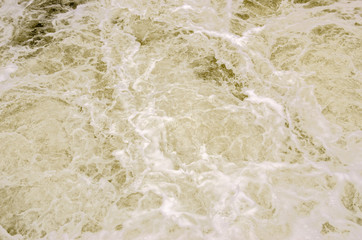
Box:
0 0 361 239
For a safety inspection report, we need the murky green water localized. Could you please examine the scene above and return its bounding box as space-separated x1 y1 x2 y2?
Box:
0 0 361 239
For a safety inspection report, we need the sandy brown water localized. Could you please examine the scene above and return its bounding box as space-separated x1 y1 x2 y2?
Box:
0 0 361 239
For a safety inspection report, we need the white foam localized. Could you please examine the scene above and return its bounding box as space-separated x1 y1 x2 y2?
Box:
0 64 17 82
245 89 285 117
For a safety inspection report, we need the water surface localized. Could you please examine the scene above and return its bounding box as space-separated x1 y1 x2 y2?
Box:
0 0 361 239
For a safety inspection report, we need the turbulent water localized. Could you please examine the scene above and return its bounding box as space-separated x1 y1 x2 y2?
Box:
0 0 361 239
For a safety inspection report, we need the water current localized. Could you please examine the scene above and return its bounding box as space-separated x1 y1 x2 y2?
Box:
0 0 361 239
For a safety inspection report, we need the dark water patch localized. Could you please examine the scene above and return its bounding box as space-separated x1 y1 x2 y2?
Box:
232 91 248 101
294 0 338 8
235 13 250 20
309 24 351 45
341 182 362 213
22 0 88 11
270 36 305 70
12 0 90 47
0 186 39 238
192 56 235 83
243 0 283 15
190 55 252 101
130 16 176 46
12 19 55 47
230 0 282 35
321 222 337 234
81 221 102 233
322 9 337 13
